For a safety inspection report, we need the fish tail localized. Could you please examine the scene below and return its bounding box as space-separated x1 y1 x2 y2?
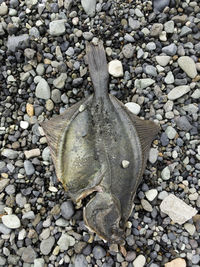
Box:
86 41 109 97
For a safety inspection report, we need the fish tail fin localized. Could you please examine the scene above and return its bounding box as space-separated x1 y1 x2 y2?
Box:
86 41 109 97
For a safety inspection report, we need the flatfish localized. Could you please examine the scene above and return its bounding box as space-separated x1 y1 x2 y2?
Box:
41 41 159 244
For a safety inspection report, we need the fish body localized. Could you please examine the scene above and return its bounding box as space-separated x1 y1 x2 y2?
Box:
41 42 159 244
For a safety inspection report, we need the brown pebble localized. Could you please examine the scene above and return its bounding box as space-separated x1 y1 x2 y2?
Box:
26 103 34 116
164 258 186 267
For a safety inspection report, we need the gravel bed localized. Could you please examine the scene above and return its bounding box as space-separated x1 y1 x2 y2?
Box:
0 0 200 266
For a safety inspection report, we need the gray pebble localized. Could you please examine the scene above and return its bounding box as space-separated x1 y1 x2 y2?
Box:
40 236 55 255
162 43 177 56
175 116 192 131
24 160 35 176
22 246 36 263
61 201 74 220
74 254 88 267
92 245 106 260
1 149 19 159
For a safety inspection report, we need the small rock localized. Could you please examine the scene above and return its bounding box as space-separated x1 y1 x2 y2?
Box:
145 189 158 202
178 56 197 79
0 179 9 193
7 34 29 52
0 2 8 15
40 236 55 255
22 246 36 263
2 214 21 229
108 60 123 77
24 48 36 59
161 166 170 180
49 20 66 36
164 21 174 33
81 0 96 17
51 89 61 103
128 17 140 30
53 73 67 89
133 255 146 267
165 71 174 84
122 160 130 168
165 126 177 139
145 65 157 77
155 56 171 67
175 116 192 131
92 245 106 260
34 258 45 267
26 103 34 116
164 258 186 267
160 194 197 224
74 254 88 267
125 102 141 115
141 199 153 212
61 201 74 220
0 223 11 234
149 148 158 164
1 149 19 159
146 42 156 51
191 89 200 99
24 149 41 159
122 44 134 59
184 223 196 235
35 78 50 100
135 78 155 89
167 85 190 100
24 160 35 176
150 23 163 36
20 121 29 129
16 193 27 208
180 26 192 37
57 233 75 251
162 44 177 56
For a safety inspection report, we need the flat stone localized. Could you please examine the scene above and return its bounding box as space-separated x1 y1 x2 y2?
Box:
133 255 146 267
40 236 55 255
180 26 192 37
149 148 158 164
81 0 96 17
145 189 158 202
165 126 177 139
141 199 153 212
34 258 45 267
57 233 75 251
35 78 50 100
128 17 140 30
165 71 174 84
1 149 19 159
125 102 141 115
178 56 197 79
135 78 155 89
24 149 41 159
2 214 21 229
60 201 74 220
164 21 174 33
162 44 177 56
164 258 186 267
49 20 66 36
161 166 170 180
155 56 171 67
0 179 9 193
7 34 29 52
22 246 36 263
184 223 196 235
108 60 123 77
175 116 192 131
24 160 35 176
53 73 67 89
160 194 197 224
167 85 190 100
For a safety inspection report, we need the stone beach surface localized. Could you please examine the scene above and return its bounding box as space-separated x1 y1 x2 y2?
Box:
0 0 200 266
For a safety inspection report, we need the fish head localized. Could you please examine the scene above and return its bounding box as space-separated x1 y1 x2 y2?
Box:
83 192 125 244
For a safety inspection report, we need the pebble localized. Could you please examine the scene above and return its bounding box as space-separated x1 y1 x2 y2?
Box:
60 201 74 220
57 233 75 251
53 73 67 89
49 20 66 36
164 21 174 33
22 246 36 263
155 56 171 67
81 0 96 17
175 116 192 131
0 223 11 234
24 160 35 176
92 245 106 260
180 26 192 37
145 65 157 77
7 34 29 52
34 258 45 267
167 85 190 100
24 149 41 159
133 255 146 267
178 56 197 79
1 149 19 159
122 160 130 168
164 258 186 267
191 89 200 99
160 194 197 224
0 179 9 193
150 23 163 36
145 189 158 202
122 44 134 59
162 44 177 56
40 236 55 255
2 214 21 229
74 254 88 267
135 78 155 89
165 71 174 84
161 166 171 180
141 199 153 212
128 17 140 30
26 103 34 116
51 89 61 103
0 2 8 16
108 60 123 77
125 102 141 115
184 223 196 236
20 121 29 129
165 126 177 139
35 78 50 100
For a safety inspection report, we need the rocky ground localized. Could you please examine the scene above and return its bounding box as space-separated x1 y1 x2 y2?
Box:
0 0 200 266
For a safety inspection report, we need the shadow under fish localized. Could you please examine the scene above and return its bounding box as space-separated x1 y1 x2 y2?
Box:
41 41 159 244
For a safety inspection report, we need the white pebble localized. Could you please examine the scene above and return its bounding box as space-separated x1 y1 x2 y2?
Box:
125 102 141 115
108 60 123 77
122 160 130 168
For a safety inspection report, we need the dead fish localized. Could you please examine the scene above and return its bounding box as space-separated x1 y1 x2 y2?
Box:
41 41 159 244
